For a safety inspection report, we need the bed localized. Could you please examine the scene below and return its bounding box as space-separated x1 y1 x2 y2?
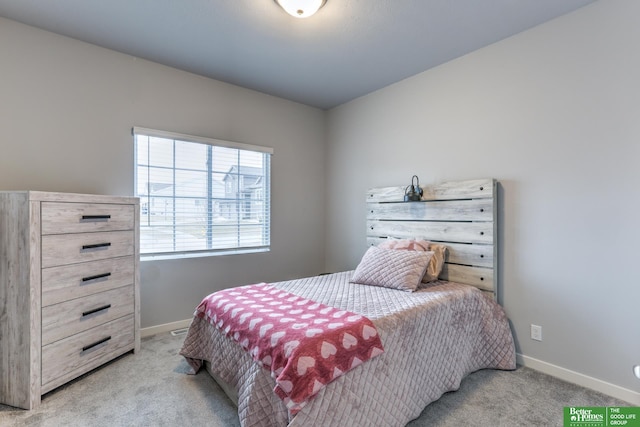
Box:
180 178 516 427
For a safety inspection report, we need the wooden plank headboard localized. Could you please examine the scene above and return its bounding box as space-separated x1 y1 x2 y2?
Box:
366 178 497 297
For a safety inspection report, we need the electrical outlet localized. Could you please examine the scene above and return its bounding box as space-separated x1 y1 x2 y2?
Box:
531 324 542 341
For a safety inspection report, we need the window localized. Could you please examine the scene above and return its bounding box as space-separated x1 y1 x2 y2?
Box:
133 127 272 258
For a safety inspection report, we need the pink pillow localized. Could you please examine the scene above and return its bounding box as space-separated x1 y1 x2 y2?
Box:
377 239 447 283
351 247 433 292
377 238 430 251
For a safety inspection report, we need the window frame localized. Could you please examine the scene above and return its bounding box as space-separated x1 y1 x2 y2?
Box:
133 127 273 260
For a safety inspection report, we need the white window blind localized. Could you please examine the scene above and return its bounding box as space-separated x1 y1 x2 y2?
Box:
133 127 272 257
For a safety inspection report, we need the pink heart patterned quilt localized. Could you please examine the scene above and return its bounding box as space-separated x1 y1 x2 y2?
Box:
194 283 385 414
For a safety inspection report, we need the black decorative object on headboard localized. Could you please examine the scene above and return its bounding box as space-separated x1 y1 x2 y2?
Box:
404 175 423 202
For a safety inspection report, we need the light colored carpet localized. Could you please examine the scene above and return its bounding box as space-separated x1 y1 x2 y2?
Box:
0 332 628 426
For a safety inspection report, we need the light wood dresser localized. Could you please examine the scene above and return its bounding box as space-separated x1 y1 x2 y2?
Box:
0 192 140 409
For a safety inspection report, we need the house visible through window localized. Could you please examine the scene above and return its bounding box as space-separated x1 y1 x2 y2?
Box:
133 127 272 257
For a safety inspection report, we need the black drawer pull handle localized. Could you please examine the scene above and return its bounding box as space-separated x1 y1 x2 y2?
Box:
82 242 111 250
82 272 111 282
82 336 111 352
81 215 111 220
82 304 111 317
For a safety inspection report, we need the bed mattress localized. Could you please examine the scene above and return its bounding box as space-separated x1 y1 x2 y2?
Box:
180 271 516 427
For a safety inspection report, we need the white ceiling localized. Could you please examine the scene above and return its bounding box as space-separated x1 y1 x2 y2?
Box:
0 0 596 110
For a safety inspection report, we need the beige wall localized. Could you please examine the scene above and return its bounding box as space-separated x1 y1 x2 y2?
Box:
0 17 326 328
326 0 640 397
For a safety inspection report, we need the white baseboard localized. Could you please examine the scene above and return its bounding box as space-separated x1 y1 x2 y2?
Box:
141 318 192 338
517 353 640 405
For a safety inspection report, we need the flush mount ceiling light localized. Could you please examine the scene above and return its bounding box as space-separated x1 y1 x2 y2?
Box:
274 0 327 18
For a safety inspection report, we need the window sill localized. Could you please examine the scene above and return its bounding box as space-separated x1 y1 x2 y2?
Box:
141 247 269 262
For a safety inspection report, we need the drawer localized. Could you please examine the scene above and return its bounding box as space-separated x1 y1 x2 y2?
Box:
41 202 134 235
42 256 135 307
41 314 134 389
42 285 134 346
41 230 134 268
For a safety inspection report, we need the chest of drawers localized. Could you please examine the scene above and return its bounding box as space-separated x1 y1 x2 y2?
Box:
0 192 140 409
